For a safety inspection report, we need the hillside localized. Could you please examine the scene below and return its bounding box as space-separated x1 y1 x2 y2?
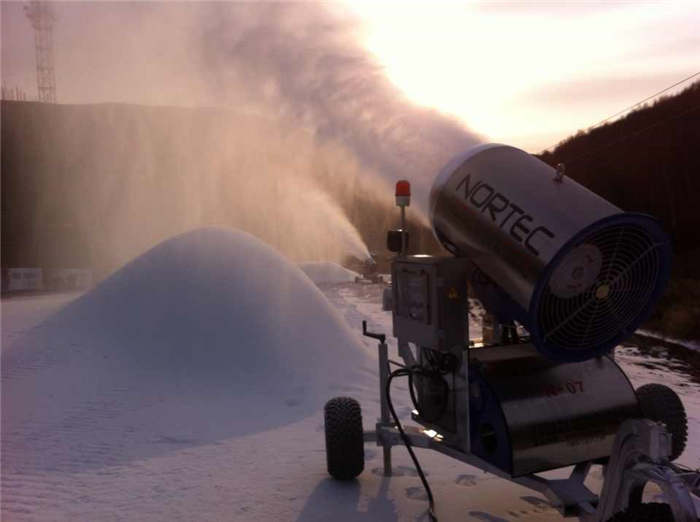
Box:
1 101 406 278
1 100 444 282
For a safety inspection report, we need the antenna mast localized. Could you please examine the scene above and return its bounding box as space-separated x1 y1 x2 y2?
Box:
24 1 56 103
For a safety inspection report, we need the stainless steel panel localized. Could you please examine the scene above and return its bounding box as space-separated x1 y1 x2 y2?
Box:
430 144 619 310
471 344 639 476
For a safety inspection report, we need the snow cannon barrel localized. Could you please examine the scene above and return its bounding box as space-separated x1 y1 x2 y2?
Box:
429 143 672 362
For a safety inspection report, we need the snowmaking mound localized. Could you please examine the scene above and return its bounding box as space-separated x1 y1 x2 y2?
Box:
2 228 372 472
299 261 360 285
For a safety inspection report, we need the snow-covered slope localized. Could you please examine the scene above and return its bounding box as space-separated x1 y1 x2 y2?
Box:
2 228 373 480
299 261 360 285
2 233 698 521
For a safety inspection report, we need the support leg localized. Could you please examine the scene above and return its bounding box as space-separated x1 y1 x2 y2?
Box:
383 445 392 477
594 419 698 522
377 339 393 476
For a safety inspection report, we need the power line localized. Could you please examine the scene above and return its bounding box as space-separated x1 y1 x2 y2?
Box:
564 102 700 167
587 71 700 131
543 70 700 153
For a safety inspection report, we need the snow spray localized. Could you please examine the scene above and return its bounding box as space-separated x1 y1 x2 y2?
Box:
4 2 478 276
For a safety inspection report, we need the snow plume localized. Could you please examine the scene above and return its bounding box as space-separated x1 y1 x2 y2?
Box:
194 2 481 214
5 2 480 275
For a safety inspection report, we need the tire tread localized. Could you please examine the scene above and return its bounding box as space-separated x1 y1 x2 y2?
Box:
636 383 688 460
324 397 364 480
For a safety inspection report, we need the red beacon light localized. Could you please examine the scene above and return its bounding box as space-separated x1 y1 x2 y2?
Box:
395 180 411 207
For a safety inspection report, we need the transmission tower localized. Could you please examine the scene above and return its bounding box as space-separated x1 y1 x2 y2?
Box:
24 1 56 103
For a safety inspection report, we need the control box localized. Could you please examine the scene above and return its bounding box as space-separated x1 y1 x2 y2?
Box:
391 256 469 352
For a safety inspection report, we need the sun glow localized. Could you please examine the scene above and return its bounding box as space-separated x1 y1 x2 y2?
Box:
344 1 700 151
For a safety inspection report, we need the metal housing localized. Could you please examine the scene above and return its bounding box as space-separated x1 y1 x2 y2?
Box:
429 144 672 361
468 344 639 476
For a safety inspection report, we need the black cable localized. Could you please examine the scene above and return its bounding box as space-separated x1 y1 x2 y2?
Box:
386 366 438 522
408 370 421 414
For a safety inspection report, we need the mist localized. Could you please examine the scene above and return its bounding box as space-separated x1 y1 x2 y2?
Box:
194 3 481 210
2 1 481 276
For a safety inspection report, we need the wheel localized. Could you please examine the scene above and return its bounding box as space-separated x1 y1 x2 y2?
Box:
636 383 687 460
606 502 673 521
324 397 364 480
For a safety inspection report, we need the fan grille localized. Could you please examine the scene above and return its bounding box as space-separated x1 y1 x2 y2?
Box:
538 225 664 352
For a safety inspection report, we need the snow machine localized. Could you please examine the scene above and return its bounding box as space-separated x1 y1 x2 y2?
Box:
348 254 386 284
324 144 700 521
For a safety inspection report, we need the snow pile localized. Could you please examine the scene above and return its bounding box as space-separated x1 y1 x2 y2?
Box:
299 261 360 285
2 227 372 473
637 329 700 353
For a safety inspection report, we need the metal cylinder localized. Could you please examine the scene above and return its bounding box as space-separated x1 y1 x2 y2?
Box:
430 144 671 361
469 344 640 476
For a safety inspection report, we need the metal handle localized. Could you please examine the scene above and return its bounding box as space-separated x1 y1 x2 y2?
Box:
362 320 386 344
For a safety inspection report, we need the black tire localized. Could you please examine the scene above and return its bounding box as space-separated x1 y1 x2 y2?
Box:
606 502 673 521
636 383 687 460
324 397 364 480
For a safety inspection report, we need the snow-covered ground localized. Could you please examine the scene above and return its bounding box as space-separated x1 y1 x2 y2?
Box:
637 329 700 353
299 262 360 285
2 231 698 521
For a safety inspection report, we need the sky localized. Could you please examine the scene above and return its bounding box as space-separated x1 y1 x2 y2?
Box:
2 1 699 152
347 0 700 150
